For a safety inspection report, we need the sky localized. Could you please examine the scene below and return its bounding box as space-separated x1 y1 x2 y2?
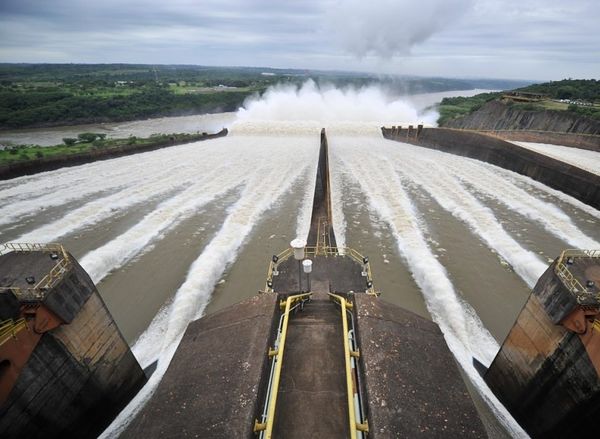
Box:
0 0 598 81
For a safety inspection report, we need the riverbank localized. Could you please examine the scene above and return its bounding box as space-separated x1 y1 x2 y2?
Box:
0 129 228 180
0 112 237 147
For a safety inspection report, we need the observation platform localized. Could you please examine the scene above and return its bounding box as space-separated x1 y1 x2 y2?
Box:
0 243 145 438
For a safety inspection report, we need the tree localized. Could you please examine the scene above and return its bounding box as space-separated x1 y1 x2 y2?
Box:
63 137 77 146
77 132 99 143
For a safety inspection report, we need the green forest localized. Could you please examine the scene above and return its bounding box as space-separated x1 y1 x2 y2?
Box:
0 64 529 129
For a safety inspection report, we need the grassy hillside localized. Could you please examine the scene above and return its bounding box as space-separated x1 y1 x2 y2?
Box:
437 92 501 125
437 79 600 125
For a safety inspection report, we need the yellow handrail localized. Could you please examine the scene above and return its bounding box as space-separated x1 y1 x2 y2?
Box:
0 318 28 346
265 246 376 295
254 292 312 438
0 243 71 300
329 293 368 438
554 249 600 303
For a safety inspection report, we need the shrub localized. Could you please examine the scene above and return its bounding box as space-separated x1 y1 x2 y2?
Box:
63 137 77 146
77 132 99 143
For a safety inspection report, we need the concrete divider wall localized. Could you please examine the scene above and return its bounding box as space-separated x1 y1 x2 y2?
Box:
382 127 600 210
481 130 600 152
0 128 228 180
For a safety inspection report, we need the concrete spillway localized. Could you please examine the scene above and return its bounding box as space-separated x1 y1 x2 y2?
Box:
2 123 598 437
124 129 486 438
382 126 600 210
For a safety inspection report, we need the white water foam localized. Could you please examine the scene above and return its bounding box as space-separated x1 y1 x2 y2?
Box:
0 142 219 228
11 145 243 244
375 145 548 287
0 143 193 205
100 139 315 438
438 153 600 249
495 165 600 221
78 139 283 283
329 151 348 249
232 80 437 137
332 138 528 437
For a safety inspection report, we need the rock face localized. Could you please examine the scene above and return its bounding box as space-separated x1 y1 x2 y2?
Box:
443 101 600 135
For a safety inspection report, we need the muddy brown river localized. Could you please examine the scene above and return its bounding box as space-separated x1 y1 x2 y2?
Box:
1 108 598 438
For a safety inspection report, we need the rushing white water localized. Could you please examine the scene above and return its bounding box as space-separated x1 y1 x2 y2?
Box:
236 80 438 130
0 144 212 226
332 135 531 437
100 137 316 438
3 84 599 438
329 151 348 249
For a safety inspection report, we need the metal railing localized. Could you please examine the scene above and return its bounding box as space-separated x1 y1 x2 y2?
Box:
254 293 312 438
0 318 28 346
554 249 600 304
329 293 369 439
316 216 335 254
0 243 71 301
265 246 376 295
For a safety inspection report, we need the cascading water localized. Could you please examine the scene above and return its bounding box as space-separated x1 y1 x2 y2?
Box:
1 83 599 438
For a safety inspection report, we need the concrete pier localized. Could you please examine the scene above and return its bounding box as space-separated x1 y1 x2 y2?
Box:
127 294 279 438
0 243 146 438
485 250 600 437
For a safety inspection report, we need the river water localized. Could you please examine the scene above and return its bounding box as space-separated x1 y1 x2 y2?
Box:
1 90 598 438
0 88 494 148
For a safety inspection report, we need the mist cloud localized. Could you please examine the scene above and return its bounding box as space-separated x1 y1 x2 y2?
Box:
232 80 438 134
325 0 474 57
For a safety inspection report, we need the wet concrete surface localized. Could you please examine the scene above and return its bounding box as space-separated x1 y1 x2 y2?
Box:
274 292 349 438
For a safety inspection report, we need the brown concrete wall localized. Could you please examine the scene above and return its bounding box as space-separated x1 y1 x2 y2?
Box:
485 263 600 437
0 128 228 181
479 130 600 152
354 295 486 437
307 128 337 247
126 293 278 439
0 256 146 438
382 127 600 210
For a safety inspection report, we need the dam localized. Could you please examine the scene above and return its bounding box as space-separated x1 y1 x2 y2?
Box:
0 120 599 437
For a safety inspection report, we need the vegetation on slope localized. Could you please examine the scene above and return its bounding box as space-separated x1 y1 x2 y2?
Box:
0 132 208 166
0 64 530 129
437 79 600 125
436 92 501 125
516 79 600 101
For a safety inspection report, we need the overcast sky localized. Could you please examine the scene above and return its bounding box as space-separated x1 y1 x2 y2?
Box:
0 0 598 81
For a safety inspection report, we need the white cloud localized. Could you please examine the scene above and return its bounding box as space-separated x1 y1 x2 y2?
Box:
0 0 598 80
323 0 474 57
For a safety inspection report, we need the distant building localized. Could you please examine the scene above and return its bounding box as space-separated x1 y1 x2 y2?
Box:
502 91 549 103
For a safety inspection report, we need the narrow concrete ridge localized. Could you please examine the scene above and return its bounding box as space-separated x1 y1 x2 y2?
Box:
382 126 600 209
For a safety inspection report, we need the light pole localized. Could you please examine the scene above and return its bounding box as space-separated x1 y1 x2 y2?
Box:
303 259 312 292
290 238 306 293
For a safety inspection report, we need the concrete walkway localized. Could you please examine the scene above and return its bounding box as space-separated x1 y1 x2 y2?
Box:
273 292 349 438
